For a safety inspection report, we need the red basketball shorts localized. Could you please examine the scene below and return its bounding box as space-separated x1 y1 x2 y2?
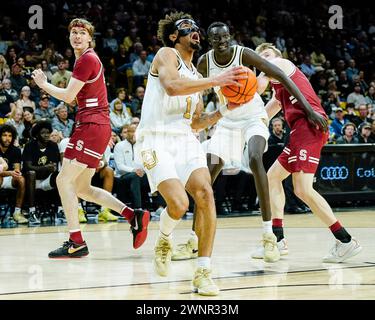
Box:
278 119 329 174
64 123 112 168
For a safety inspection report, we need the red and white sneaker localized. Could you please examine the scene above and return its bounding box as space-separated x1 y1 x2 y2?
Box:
129 209 150 249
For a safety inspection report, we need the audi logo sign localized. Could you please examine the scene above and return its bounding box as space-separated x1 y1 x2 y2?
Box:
320 166 349 180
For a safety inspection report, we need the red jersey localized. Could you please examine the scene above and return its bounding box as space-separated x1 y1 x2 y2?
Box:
72 48 109 125
270 66 326 128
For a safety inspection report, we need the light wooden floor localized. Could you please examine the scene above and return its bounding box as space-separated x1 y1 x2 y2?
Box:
0 209 374 300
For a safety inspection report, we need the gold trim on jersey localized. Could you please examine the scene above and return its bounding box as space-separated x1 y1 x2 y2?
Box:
239 46 244 66
206 52 209 76
149 64 159 77
141 149 158 170
212 46 238 68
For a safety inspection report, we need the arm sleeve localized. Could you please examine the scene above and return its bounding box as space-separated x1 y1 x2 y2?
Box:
72 53 99 83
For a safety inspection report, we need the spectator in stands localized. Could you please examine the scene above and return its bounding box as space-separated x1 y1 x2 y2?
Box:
129 42 144 63
268 118 286 146
28 77 41 105
51 58 72 87
352 104 374 127
119 124 128 141
110 99 132 133
102 28 119 53
357 71 369 93
41 59 53 82
330 107 349 139
123 28 138 53
347 82 367 107
17 56 33 78
370 121 375 141
131 117 140 127
15 86 36 110
310 47 326 68
346 59 359 84
20 106 35 146
300 55 316 79
2 78 19 101
323 92 340 120
344 103 358 124
132 50 151 88
50 129 63 145
130 86 144 118
52 103 74 138
6 108 24 143
34 94 56 121
9 63 27 93
336 122 359 144
0 124 28 224
109 87 131 112
0 54 10 81
0 82 16 124
22 120 61 224
147 44 160 62
337 71 351 99
114 124 146 210
365 86 375 109
357 122 375 143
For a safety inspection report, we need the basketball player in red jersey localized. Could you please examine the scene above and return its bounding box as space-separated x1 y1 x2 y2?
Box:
254 43 362 263
32 18 150 258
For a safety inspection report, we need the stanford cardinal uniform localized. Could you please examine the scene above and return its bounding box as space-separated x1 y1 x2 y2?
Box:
64 48 111 168
270 66 329 174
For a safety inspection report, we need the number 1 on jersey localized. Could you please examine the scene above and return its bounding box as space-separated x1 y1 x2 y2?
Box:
183 96 192 119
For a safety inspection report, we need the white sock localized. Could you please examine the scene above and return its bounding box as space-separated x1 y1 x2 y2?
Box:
197 257 211 269
190 230 198 241
159 208 180 237
58 206 63 212
14 207 21 215
263 220 273 234
29 207 36 214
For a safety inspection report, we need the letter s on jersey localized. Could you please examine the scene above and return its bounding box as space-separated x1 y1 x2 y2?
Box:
299 149 307 161
76 140 84 151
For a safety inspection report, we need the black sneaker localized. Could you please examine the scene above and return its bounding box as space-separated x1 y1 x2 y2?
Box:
48 240 89 258
129 209 150 249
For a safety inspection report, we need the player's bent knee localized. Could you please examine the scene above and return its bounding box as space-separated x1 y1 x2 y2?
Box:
193 184 214 206
168 197 189 217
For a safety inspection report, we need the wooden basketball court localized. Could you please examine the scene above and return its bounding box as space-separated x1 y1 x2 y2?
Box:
0 209 374 300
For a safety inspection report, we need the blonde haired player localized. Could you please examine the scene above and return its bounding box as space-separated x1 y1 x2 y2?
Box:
32 18 150 258
254 43 361 262
136 12 246 296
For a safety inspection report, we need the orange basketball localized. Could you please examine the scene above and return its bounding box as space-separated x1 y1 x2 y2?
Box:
221 67 257 104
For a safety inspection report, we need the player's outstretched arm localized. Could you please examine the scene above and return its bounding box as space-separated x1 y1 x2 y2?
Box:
32 69 85 104
256 72 270 95
243 48 328 131
156 48 246 96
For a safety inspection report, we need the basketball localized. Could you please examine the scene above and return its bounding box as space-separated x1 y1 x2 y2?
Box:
221 67 257 104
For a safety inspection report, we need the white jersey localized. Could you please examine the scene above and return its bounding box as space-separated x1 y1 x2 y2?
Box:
136 48 200 139
206 45 267 128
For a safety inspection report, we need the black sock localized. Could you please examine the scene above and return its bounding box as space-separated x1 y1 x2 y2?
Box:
333 227 352 243
272 226 284 242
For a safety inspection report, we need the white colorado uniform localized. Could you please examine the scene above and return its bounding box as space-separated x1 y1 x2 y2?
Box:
205 45 269 164
136 48 207 192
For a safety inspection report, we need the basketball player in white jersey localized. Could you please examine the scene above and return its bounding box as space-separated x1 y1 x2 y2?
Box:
172 22 323 263
136 12 246 296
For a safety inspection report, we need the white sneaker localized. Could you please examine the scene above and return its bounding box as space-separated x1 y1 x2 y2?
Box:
172 237 198 261
323 238 362 263
263 233 281 263
252 238 288 259
153 236 173 276
192 267 219 296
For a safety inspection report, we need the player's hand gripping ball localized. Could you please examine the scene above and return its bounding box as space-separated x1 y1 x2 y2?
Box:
221 67 257 104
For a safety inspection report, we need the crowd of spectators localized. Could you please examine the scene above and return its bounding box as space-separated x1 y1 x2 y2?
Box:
0 0 374 226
